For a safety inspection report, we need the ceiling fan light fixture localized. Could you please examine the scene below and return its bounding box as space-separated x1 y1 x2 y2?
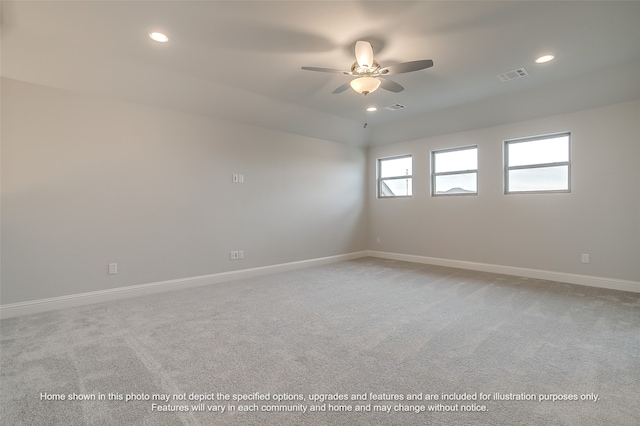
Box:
355 41 374 68
350 76 381 95
301 40 432 95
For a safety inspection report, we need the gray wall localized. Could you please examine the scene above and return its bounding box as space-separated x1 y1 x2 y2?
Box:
2 78 638 306
368 100 640 282
1 78 368 304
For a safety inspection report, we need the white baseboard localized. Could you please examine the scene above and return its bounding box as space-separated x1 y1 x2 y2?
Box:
3 250 637 319
0 251 367 319
366 250 640 294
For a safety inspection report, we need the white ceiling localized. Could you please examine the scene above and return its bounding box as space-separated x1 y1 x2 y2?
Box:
2 1 640 146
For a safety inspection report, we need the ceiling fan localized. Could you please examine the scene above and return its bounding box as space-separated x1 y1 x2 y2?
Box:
301 41 433 95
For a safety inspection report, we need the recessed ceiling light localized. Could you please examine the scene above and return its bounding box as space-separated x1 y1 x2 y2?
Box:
366 107 378 112
149 32 169 43
535 55 555 64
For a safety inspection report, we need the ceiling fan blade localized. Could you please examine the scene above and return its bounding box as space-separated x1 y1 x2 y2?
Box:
379 78 404 93
355 41 374 68
381 59 434 75
332 83 350 94
301 66 349 74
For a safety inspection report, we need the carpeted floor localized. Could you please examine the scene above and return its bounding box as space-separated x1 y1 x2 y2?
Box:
1 257 639 425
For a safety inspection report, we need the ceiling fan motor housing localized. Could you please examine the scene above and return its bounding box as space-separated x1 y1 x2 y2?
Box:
350 60 381 77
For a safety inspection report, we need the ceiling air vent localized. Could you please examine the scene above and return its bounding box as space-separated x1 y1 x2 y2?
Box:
497 68 529 82
384 103 406 111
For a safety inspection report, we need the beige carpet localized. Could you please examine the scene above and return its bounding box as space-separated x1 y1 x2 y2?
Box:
1 257 639 425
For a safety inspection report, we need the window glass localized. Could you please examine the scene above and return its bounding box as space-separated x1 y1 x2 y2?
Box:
507 166 569 192
508 136 569 167
380 156 412 178
434 148 478 173
434 173 478 195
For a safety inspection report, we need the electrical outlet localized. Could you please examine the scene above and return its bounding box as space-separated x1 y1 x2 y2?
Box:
232 174 239 183
230 251 239 260
376 237 381 244
108 263 118 275
581 253 590 264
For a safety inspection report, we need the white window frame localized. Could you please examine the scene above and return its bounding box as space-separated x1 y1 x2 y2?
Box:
377 154 412 198
431 145 478 197
504 132 571 194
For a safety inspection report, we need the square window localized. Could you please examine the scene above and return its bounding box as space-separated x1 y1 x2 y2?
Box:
378 155 412 198
505 133 570 194
431 146 478 196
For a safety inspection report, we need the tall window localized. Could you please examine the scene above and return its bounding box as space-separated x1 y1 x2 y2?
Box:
504 133 570 194
431 146 478 196
378 155 412 198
